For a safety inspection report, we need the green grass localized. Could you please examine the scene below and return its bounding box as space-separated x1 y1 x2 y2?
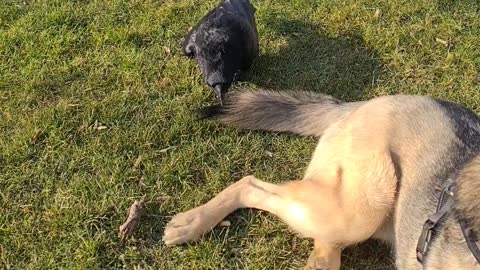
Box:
1 0 479 269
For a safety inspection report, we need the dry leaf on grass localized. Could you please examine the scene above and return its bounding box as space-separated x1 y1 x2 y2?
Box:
32 129 42 144
119 196 146 244
159 146 176 153
93 120 107 131
436 38 449 48
133 155 143 168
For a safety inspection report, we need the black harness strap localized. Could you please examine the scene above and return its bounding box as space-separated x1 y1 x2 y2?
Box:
460 220 480 265
416 180 455 263
416 179 480 266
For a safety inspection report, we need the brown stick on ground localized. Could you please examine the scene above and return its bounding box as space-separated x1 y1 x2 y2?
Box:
119 195 146 244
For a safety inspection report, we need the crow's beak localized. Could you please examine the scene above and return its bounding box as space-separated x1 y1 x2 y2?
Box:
213 84 224 107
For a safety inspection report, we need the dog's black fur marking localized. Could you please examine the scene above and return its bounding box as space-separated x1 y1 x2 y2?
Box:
434 99 480 155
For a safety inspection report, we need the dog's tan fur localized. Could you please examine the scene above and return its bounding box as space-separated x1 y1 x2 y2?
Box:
163 90 480 269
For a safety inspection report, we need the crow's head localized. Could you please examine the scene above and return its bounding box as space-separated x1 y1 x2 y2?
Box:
184 21 243 105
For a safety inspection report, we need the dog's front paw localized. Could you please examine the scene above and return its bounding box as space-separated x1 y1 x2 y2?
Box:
304 248 339 270
163 206 212 246
304 256 330 270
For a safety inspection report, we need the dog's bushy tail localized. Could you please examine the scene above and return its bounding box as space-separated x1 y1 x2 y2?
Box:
199 88 362 137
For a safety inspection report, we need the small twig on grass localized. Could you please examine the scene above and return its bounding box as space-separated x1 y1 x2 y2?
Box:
119 195 146 244
436 37 450 48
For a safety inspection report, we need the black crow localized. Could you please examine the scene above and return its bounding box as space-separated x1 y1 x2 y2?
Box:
183 0 259 106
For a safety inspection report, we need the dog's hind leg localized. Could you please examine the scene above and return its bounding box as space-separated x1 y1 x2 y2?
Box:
162 175 289 246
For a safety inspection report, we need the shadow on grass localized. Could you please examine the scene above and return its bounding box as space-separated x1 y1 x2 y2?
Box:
245 17 384 101
434 0 479 13
343 240 395 269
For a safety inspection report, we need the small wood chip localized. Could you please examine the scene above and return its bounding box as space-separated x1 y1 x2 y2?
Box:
92 120 108 131
32 129 42 144
188 26 193 32
139 176 146 187
436 38 449 48
220 220 231 227
264 150 273 157
291 32 302 37
159 146 175 153
374 9 381 18
164 46 171 54
119 196 146 244
133 155 143 168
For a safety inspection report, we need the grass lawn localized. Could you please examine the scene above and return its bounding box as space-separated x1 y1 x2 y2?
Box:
1 0 479 269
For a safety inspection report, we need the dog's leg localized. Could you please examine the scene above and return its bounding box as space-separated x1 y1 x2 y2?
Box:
163 175 344 269
163 164 393 270
162 175 287 245
304 240 341 270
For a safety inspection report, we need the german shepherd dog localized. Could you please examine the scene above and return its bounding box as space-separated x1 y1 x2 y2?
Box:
163 89 480 269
